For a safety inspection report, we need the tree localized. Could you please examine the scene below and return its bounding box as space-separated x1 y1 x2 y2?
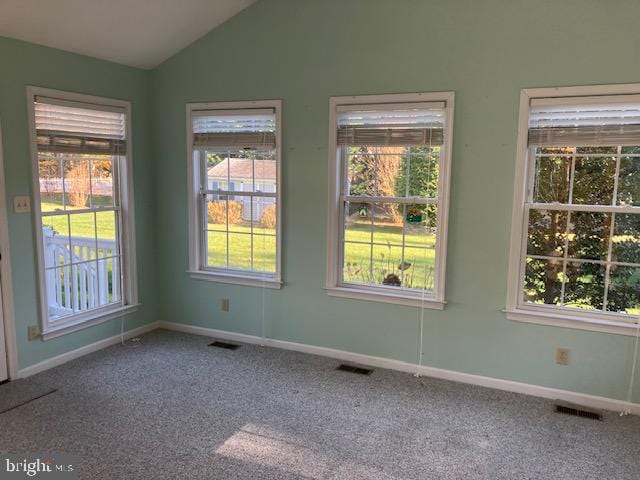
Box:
524 146 640 313
394 146 439 227
347 146 403 221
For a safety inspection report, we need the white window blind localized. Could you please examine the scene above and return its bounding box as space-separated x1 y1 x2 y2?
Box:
528 95 640 147
192 109 276 149
34 96 126 155
337 102 446 146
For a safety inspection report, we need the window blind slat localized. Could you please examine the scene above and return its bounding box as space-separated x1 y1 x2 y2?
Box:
35 101 126 140
336 101 446 113
192 109 276 149
37 132 126 155
337 106 445 146
528 96 640 146
193 132 276 149
337 127 444 146
528 125 640 147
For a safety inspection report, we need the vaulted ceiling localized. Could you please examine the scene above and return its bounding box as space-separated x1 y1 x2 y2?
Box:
0 0 257 69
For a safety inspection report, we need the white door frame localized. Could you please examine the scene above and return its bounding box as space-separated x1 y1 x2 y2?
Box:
0 122 18 380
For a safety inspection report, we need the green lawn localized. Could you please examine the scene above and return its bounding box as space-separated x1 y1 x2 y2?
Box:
343 220 436 290
206 223 277 272
41 201 116 240
42 199 437 290
204 218 436 290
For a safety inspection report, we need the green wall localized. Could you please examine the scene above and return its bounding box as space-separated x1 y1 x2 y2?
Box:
152 0 640 402
1 0 638 403
0 36 158 369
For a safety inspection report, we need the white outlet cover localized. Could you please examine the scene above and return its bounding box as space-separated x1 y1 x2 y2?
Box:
13 195 31 213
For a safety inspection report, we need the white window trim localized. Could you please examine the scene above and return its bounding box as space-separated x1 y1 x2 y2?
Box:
185 100 283 288
26 86 139 340
325 92 455 308
506 83 640 336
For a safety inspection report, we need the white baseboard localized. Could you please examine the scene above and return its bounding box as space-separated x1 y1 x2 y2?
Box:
157 321 640 416
17 321 160 378
15 319 639 416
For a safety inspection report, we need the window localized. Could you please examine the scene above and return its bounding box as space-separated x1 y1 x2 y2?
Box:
507 85 640 333
187 101 282 288
28 87 138 338
326 93 455 308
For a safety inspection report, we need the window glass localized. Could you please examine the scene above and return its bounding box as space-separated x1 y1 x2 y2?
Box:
336 102 447 296
34 97 128 325
193 107 279 278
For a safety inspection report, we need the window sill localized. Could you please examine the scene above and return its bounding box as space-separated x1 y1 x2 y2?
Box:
505 308 640 337
326 286 445 309
188 270 282 289
41 304 141 341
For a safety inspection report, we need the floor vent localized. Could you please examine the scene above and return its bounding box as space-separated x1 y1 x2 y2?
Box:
209 341 240 350
555 402 603 421
336 364 373 376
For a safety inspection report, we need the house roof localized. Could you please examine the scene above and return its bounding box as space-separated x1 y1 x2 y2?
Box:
207 158 276 182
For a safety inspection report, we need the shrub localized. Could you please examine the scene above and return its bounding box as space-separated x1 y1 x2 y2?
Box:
207 200 243 224
68 162 90 207
260 204 277 229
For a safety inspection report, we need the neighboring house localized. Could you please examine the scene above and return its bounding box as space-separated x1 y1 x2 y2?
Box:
207 158 276 222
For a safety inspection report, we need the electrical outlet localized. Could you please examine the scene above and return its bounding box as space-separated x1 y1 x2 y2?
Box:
556 347 570 365
13 195 31 213
27 325 40 341
221 298 230 312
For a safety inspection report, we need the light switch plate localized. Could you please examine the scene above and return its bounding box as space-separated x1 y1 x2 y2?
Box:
13 195 31 213
556 347 570 365
27 325 40 341
221 298 230 312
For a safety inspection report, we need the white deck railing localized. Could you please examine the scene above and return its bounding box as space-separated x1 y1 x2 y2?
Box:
43 227 119 317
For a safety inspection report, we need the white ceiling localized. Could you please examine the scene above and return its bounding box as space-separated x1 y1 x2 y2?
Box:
0 0 257 69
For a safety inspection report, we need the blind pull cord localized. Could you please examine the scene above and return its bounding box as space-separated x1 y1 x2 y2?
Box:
621 316 640 416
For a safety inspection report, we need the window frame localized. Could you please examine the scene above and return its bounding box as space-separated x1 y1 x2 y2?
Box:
27 86 139 340
186 100 283 289
325 92 455 308
506 84 640 335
